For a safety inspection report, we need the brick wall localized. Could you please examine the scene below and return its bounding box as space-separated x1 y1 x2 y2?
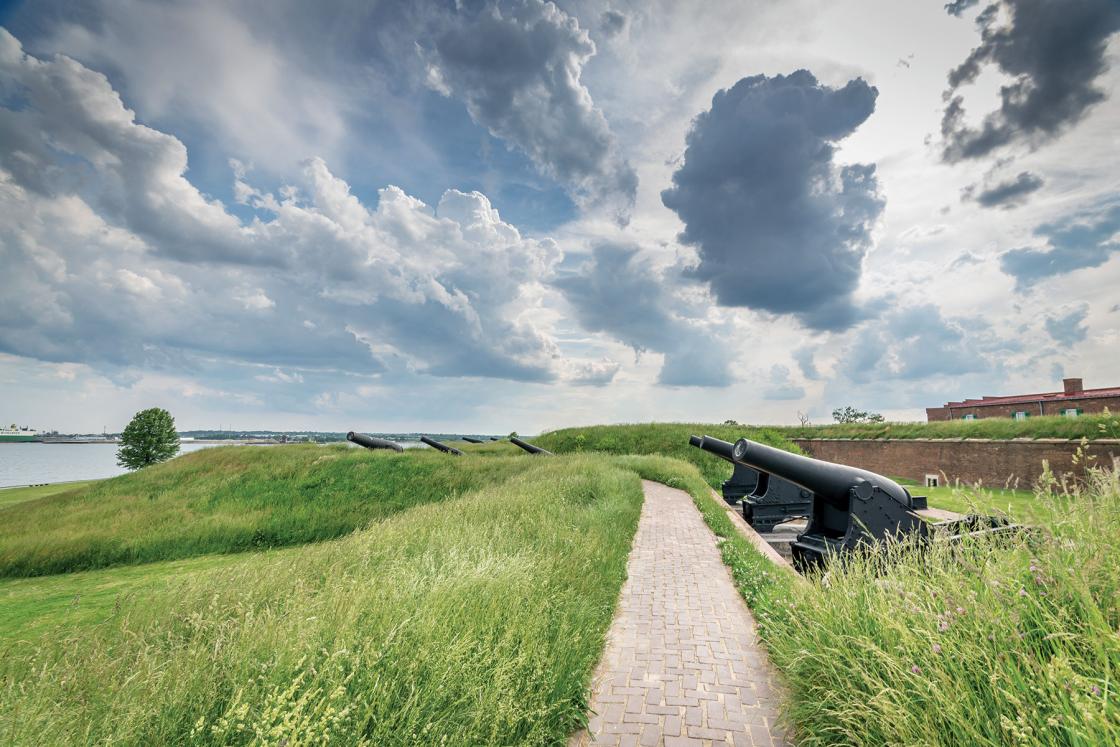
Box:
792 438 1120 489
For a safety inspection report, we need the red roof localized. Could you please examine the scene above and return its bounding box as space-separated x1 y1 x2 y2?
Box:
943 386 1120 409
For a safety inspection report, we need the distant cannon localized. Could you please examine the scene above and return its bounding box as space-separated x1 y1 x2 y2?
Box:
489 437 501 441
462 436 485 444
730 437 930 569
510 436 553 456
347 431 404 452
689 435 812 532
420 435 464 456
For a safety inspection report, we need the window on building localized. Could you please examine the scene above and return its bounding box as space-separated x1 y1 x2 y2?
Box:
962 413 976 421
1013 411 1029 421
1062 408 1082 418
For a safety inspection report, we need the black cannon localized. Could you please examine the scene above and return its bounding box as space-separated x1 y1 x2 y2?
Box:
510 436 553 456
347 431 404 452
689 435 812 532
490 437 501 441
730 438 928 569
420 435 464 456
462 436 485 444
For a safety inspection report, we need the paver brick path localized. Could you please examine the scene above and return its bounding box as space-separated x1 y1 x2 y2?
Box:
573 481 791 747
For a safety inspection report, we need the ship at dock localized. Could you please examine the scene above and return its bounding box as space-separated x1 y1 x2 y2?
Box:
0 424 42 443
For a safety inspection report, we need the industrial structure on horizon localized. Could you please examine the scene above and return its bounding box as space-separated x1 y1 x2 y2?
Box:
926 377 1120 422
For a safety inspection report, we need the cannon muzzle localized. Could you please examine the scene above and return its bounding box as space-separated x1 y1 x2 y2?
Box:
510 436 553 456
462 436 485 444
420 435 464 456
347 431 404 452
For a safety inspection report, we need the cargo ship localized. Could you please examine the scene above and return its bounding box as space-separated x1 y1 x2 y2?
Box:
0 424 41 443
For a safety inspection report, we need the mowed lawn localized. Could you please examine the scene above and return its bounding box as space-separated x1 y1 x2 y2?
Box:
0 444 531 577
0 454 644 745
0 481 95 509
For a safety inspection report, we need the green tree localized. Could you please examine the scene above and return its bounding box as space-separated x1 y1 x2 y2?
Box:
831 405 885 424
117 407 180 470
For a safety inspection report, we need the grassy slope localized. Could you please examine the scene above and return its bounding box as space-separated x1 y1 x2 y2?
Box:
774 411 1119 441
0 481 95 509
0 455 643 745
0 444 529 577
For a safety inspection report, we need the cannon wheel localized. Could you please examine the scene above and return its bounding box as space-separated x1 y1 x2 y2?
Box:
741 503 753 524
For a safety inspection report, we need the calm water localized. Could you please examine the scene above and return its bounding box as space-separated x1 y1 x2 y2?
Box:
0 442 225 488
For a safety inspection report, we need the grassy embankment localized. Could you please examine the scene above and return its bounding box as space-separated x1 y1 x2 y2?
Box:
775 411 1118 441
616 449 1120 745
0 451 644 744
0 444 534 577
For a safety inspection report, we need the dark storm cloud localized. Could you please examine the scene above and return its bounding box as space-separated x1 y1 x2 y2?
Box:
429 0 637 222
945 0 981 15
1044 306 1089 345
999 200 1120 289
661 70 883 331
968 171 1044 208
942 0 1120 162
554 243 731 387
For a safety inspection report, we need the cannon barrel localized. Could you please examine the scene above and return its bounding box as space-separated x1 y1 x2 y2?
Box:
462 436 485 444
510 436 553 456
347 431 404 452
731 437 915 508
420 435 464 456
688 434 737 463
489 437 501 441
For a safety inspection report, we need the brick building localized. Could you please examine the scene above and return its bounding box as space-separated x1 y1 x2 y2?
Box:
926 378 1120 422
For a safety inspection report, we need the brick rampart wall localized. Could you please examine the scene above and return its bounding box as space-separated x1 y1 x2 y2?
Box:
792 438 1120 489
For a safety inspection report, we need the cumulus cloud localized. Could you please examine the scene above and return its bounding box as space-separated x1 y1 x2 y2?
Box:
999 199 1120 289
1044 305 1089 345
840 304 995 385
564 358 621 386
762 364 804 401
0 30 590 384
661 70 883 331
554 243 731 387
965 171 1044 208
427 0 637 222
0 28 258 265
942 0 1120 161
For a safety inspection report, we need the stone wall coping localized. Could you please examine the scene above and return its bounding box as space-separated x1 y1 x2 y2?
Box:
786 437 1117 444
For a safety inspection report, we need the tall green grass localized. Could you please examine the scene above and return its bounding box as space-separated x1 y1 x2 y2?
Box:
0 445 529 577
536 422 797 489
0 455 643 745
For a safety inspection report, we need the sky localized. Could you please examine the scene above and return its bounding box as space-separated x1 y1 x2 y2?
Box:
0 0 1117 434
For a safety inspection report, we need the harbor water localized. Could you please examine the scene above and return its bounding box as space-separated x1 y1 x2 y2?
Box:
0 442 225 488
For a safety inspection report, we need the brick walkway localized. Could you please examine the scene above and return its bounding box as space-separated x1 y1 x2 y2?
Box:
572 480 790 747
